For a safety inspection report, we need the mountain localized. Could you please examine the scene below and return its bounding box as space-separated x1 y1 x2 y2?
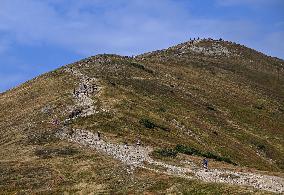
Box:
0 38 284 194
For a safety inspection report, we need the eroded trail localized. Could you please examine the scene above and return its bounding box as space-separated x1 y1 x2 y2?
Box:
58 67 284 193
56 128 284 193
64 67 100 118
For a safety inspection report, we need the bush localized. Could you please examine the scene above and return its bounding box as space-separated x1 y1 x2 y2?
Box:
217 156 235 165
202 151 219 159
155 149 178 158
139 118 169 131
129 62 154 74
256 144 266 150
175 144 201 156
158 107 166 112
140 118 156 129
35 147 78 158
175 144 236 165
206 105 216 111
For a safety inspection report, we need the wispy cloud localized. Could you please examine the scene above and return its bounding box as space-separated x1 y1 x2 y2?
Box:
0 0 283 92
216 0 284 7
1 0 190 55
1 0 274 56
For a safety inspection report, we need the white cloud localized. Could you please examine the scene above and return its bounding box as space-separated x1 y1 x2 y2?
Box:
0 0 283 58
2 0 184 55
216 0 283 7
0 0 283 92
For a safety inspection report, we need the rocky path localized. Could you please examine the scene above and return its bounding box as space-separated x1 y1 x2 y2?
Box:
57 128 151 167
56 128 284 193
196 169 284 193
64 67 100 118
59 67 284 193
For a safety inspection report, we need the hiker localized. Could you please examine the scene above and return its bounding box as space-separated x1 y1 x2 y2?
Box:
83 84 87 91
92 85 97 92
124 142 128 148
136 138 141 146
52 118 60 126
202 158 208 170
97 131 101 140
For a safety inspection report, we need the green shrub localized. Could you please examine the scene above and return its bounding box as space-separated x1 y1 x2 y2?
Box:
155 148 178 158
129 62 154 74
140 118 169 131
140 118 156 129
175 144 202 156
158 107 166 112
202 151 219 159
256 144 266 150
217 156 235 165
130 62 146 70
35 147 78 158
206 105 216 111
175 144 236 165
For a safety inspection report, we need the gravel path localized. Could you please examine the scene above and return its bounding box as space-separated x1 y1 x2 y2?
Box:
56 128 284 193
64 67 100 118
196 169 284 193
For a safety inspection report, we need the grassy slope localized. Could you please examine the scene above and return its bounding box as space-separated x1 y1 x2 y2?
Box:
0 40 283 194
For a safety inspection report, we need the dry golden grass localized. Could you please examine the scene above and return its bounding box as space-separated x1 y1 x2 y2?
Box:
0 40 283 193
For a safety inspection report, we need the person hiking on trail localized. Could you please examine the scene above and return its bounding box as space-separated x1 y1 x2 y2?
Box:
136 138 141 146
52 118 60 126
124 142 128 148
97 131 101 140
203 158 208 170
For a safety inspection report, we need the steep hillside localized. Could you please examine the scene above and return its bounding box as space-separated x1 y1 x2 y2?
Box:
0 39 284 194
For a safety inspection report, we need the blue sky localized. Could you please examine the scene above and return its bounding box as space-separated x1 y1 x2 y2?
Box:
0 0 283 92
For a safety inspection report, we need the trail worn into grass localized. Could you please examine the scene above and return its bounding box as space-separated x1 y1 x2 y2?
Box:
64 66 101 118
56 128 284 193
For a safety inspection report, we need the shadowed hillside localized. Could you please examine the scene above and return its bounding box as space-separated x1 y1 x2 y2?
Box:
0 39 283 194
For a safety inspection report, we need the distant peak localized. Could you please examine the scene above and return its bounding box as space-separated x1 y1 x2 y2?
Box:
169 38 240 57
137 38 243 59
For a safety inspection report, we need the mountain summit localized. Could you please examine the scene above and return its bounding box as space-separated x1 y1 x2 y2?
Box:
0 39 284 194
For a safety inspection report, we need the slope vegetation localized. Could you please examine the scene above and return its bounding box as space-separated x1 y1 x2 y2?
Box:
0 39 283 194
